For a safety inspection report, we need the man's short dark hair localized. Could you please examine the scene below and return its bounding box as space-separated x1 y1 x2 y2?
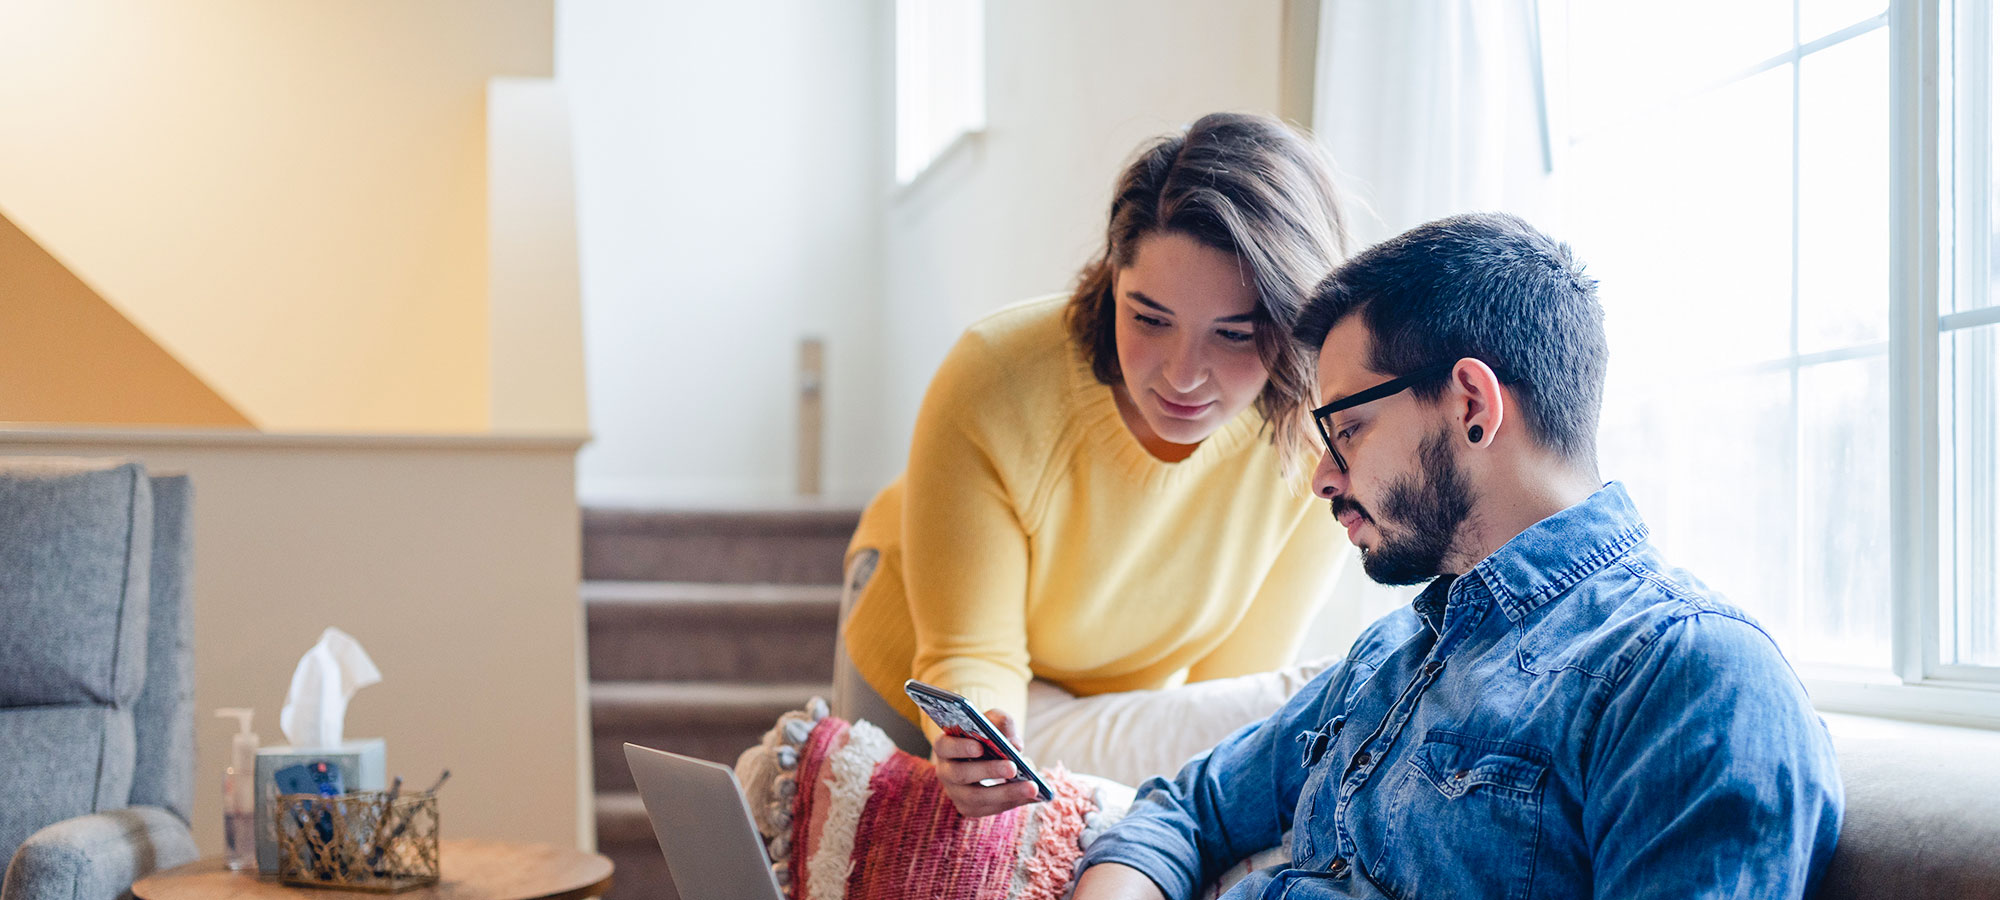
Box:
1292 212 1606 464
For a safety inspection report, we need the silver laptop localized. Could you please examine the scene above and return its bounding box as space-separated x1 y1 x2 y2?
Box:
623 743 787 900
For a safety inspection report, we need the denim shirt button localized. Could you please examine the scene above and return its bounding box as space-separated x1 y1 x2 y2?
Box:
1353 751 1371 768
1329 858 1348 876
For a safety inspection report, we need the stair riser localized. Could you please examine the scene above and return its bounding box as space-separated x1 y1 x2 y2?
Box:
586 615 837 683
594 797 654 846
584 533 850 583
580 506 857 900
592 724 774 792
599 840 679 900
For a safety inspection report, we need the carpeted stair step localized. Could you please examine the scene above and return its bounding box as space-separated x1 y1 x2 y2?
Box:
594 790 655 846
591 681 825 792
582 507 861 584
594 791 677 900
584 581 839 684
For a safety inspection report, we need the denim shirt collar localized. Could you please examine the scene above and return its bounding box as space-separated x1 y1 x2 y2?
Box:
1411 575 1457 636
1447 481 1650 626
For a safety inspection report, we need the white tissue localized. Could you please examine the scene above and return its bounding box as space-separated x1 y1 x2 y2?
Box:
279 627 382 748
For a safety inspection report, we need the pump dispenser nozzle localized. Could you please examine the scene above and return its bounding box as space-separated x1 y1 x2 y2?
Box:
216 707 253 737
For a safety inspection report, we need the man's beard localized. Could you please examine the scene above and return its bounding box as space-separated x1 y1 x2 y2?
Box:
1329 426 1476 586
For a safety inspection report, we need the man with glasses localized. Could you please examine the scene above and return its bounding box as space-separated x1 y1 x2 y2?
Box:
1071 213 1844 899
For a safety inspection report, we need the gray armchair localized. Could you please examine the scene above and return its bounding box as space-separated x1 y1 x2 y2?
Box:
0 458 198 900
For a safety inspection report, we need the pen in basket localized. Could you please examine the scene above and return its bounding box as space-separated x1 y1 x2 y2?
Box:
359 776 403 871
368 769 449 875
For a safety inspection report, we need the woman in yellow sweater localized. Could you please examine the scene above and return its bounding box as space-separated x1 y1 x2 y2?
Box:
837 112 1355 816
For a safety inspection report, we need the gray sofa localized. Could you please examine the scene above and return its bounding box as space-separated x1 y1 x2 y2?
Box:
0 458 198 900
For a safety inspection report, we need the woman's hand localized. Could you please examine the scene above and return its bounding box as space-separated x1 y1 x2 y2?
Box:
933 708 1042 818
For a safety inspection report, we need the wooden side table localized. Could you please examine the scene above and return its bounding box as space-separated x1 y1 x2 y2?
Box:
132 839 613 900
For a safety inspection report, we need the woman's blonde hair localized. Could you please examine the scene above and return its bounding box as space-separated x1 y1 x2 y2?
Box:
1065 112 1353 481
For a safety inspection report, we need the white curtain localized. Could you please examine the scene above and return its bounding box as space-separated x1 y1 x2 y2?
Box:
1313 0 1556 246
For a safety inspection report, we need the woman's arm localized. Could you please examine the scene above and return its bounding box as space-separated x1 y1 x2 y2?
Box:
901 331 1038 738
897 332 1047 816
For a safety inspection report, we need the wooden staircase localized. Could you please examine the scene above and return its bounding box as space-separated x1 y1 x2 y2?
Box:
582 507 858 900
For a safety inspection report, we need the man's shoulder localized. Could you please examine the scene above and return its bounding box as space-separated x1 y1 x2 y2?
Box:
1518 548 1791 688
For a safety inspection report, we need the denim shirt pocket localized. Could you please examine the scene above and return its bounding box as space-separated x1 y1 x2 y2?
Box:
1362 730 1550 900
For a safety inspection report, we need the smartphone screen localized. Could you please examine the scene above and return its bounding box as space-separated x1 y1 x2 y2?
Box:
903 679 1054 803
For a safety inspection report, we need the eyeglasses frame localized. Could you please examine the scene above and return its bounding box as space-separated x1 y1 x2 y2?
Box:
1310 360 1467 474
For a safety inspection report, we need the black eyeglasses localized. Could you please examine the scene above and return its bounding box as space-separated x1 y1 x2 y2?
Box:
1311 361 1460 474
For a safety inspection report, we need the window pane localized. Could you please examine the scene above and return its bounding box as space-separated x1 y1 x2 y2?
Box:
1975 2 2000 314
895 0 984 184
1566 1 1792 136
1601 370 1800 652
1564 66 1794 372
1949 0 2000 316
1799 29 1891 355
1944 324 2000 666
1800 1 1887 46
1988 4 2000 314
1798 356 1893 668
1560 0 1895 676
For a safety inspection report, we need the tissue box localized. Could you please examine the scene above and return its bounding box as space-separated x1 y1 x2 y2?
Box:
254 739 387 874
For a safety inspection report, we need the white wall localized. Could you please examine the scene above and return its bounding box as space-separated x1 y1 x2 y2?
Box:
876 0 1290 489
0 429 592 855
563 0 1303 506
488 77 590 436
560 0 888 505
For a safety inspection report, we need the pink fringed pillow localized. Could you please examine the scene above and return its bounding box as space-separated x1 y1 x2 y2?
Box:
735 701 1132 900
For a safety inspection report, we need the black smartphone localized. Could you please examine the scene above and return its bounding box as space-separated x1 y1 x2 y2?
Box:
903 679 1053 803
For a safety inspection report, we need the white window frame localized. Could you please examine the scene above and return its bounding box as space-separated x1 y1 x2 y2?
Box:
1536 0 2000 726
1802 0 2000 727
1937 0 2000 682
1561 10 1905 688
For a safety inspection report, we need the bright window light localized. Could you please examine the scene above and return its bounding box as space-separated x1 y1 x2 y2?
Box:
1552 0 2000 708
1557 2 1894 674
895 0 984 186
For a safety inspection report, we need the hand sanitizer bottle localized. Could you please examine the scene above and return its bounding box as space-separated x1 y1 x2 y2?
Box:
214 708 258 871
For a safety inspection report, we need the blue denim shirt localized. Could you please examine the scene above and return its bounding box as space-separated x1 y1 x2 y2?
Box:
1080 483 1843 899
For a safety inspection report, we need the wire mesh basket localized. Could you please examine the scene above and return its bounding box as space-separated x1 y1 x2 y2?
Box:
273 789 440 892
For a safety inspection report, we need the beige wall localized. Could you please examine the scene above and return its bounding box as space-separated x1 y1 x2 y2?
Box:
0 212 251 428
0 429 592 854
0 2 556 433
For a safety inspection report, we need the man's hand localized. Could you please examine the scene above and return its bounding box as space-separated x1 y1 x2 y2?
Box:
933 708 1042 818
1071 862 1168 900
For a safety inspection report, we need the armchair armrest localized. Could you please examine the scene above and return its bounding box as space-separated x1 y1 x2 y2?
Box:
1 807 197 900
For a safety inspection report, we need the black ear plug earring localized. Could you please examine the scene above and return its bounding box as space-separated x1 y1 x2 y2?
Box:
1468 425 1484 444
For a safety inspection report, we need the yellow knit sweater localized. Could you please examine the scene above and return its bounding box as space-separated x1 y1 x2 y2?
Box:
842 296 1349 739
